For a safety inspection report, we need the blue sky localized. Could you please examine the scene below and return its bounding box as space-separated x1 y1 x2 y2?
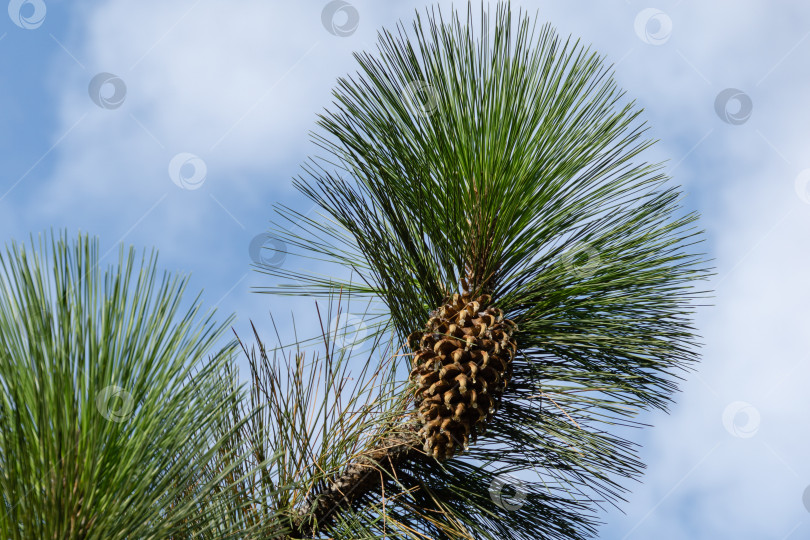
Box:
2 1 809 538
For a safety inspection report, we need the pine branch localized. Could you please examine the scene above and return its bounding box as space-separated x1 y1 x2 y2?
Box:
251 2 713 538
292 421 422 537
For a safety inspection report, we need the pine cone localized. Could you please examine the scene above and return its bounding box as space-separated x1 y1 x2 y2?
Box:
408 291 517 460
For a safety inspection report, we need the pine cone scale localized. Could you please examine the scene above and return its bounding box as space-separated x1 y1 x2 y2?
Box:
409 291 517 460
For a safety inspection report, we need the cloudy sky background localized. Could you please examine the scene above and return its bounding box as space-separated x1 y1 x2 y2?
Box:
1 0 809 537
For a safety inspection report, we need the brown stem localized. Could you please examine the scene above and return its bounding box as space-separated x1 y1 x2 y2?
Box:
290 422 423 538
463 181 500 297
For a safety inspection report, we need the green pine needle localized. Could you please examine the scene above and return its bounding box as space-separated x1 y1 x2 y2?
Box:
0 232 260 539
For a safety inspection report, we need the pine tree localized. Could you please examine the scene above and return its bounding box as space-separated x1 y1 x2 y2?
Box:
254 2 711 539
0 1 711 538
